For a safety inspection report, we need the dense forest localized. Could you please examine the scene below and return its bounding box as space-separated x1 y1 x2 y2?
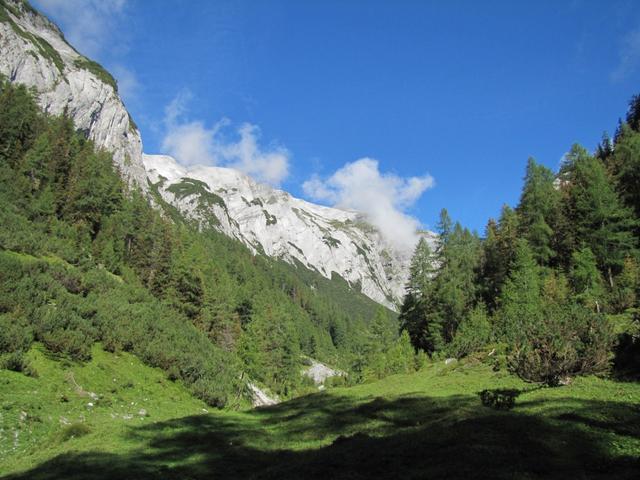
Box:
400 96 640 385
0 78 421 407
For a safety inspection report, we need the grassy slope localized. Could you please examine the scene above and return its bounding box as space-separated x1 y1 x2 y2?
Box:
1 349 639 479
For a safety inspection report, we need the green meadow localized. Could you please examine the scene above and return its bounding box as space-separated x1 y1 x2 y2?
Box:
1 345 638 479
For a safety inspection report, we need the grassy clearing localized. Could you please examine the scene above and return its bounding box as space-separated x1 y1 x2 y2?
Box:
1 349 639 479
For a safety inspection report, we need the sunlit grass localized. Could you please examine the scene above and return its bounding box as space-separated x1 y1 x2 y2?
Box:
1 347 639 478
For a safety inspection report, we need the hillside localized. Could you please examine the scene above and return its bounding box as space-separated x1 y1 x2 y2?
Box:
0 0 146 187
1 346 638 478
0 73 419 408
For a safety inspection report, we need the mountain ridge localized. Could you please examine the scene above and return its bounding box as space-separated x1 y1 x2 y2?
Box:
144 153 436 309
0 0 147 187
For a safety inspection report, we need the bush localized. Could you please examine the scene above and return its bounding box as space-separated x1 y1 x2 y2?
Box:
509 303 615 385
479 389 519 410
59 422 91 442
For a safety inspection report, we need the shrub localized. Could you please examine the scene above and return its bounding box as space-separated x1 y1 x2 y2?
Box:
509 303 615 385
59 422 91 442
479 389 519 410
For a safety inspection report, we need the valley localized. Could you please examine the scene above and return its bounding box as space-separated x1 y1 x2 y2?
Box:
1 1 640 478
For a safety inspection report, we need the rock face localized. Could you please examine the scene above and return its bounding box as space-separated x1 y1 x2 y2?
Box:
0 0 147 187
144 154 437 309
247 383 278 407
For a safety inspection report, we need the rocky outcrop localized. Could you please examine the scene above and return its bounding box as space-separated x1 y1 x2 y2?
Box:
302 358 344 386
0 0 147 188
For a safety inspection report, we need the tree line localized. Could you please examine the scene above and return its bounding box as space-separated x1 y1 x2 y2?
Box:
400 95 640 385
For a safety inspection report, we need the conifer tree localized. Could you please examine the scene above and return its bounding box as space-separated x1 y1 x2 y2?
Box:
517 158 560 264
561 144 637 286
570 246 605 313
496 240 542 343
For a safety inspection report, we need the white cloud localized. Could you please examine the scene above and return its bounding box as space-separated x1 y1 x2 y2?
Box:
303 158 434 251
162 121 218 167
217 124 289 186
161 90 290 185
611 28 640 82
34 0 127 58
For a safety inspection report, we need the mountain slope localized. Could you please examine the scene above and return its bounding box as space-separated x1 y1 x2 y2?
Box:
144 154 436 309
0 0 146 187
0 0 432 310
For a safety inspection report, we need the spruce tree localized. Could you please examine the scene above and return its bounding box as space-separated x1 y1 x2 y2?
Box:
496 240 542 343
562 144 637 286
570 246 605 313
517 158 560 264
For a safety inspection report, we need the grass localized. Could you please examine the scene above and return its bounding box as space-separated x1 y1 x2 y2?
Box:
1 348 639 479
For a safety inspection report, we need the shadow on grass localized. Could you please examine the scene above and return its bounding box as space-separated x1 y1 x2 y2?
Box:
3 391 639 479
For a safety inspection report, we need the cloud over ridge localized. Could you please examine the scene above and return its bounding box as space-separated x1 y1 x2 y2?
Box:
303 158 434 251
161 90 290 186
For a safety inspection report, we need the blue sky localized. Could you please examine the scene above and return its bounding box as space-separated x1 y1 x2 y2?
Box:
34 0 640 234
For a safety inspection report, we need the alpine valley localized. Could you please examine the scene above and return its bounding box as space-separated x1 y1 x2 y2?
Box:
1 2 639 479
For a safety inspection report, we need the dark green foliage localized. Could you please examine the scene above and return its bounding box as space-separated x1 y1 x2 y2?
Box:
559 144 637 286
496 240 542 343
401 210 482 355
609 123 640 223
480 206 520 311
447 305 492 359
479 389 519 410
570 247 605 311
517 158 560 264
509 302 615 386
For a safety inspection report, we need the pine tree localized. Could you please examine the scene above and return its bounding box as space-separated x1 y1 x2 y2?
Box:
400 237 436 350
406 237 436 297
562 144 637 287
496 240 542 343
570 246 605 313
517 158 560 264
610 124 640 223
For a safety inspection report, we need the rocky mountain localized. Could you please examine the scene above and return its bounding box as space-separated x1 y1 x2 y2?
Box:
0 0 147 187
144 154 436 309
1 0 435 310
